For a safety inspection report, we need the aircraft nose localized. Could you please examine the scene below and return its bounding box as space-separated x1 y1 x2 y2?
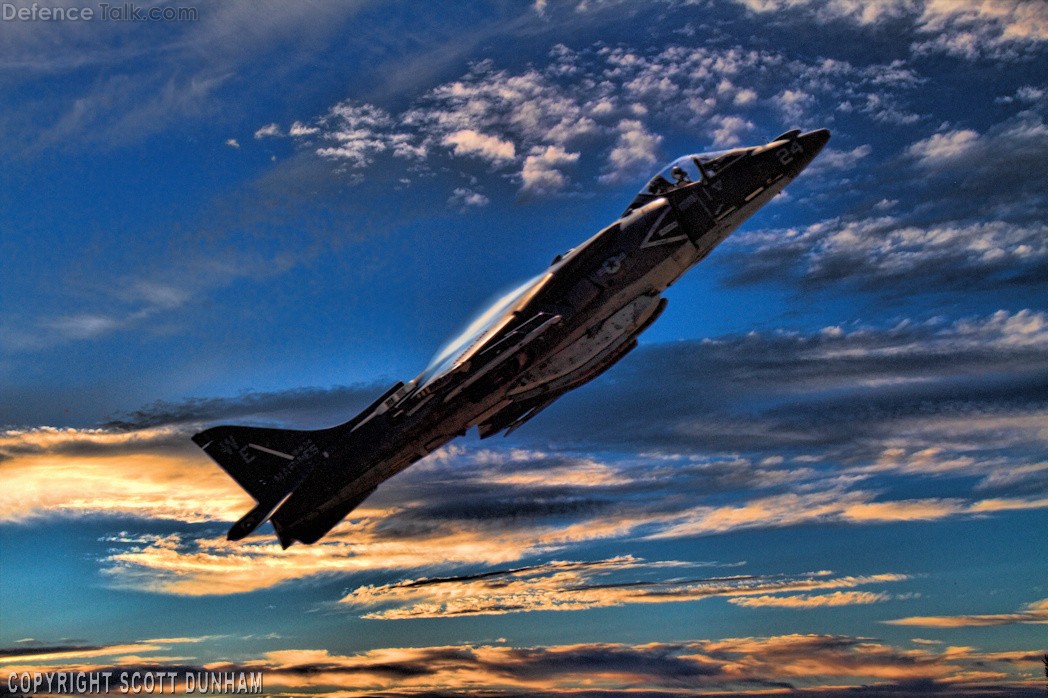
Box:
785 128 831 175
796 128 830 155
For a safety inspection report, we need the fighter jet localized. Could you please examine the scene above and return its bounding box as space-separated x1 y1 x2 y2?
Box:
193 127 830 547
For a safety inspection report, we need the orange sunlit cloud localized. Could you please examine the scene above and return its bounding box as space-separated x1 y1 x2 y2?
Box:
649 488 1048 539
727 591 892 608
97 483 1048 597
338 556 910 619
885 597 1048 627
0 427 249 523
6 425 1048 600
0 644 164 665
7 634 1042 696
99 521 573 595
0 637 213 672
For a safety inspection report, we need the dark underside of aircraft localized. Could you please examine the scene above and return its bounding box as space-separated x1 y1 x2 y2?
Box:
192 127 830 548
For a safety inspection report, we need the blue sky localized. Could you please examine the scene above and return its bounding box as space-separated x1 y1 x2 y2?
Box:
1 0 1047 694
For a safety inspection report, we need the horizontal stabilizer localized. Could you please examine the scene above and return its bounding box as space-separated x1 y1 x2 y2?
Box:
227 495 293 541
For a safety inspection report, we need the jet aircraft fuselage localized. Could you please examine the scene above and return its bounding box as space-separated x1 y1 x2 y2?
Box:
193 127 830 547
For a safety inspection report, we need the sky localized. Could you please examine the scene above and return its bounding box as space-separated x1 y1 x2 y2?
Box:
1 0 1047 695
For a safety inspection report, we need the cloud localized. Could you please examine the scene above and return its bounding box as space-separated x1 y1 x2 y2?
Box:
535 308 1048 452
886 597 1048 627
288 121 319 137
11 633 1038 696
448 187 490 208
996 84 1047 105
807 144 872 173
102 383 387 430
908 112 1048 179
6 311 1045 595
313 102 405 168
903 114 1048 217
277 41 924 196
0 1 385 155
340 557 908 619
442 129 517 163
253 123 281 139
729 0 1048 60
892 110 1048 219
2 314 118 351
599 120 661 183
0 427 250 524
91 450 1045 597
520 145 580 194
0 637 207 665
98 520 567 595
918 0 1048 42
15 71 233 155
649 490 1048 539
224 138 240 149
907 129 980 164
728 591 891 608
0 203 337 355
709 114 755 147
723 214 1048 292
775 89 814 123
911 0 1048 58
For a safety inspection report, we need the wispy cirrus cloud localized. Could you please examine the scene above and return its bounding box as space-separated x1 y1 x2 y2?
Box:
1 2 377 154
729 0 1048 60
98 519 569 595
886 597 1048 627
0 636 210 666
648 489 1048 540
0 229 328 355
340 556 908 619
93 473 1044 596
728 590 893 608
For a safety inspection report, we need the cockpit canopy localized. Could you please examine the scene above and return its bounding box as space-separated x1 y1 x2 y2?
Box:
622 147 750 215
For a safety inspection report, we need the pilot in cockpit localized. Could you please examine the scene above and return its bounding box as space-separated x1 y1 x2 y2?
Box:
671 166 690 184
647 175 673 195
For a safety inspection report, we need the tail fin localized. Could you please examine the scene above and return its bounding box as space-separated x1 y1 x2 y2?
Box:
192 425 326 539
